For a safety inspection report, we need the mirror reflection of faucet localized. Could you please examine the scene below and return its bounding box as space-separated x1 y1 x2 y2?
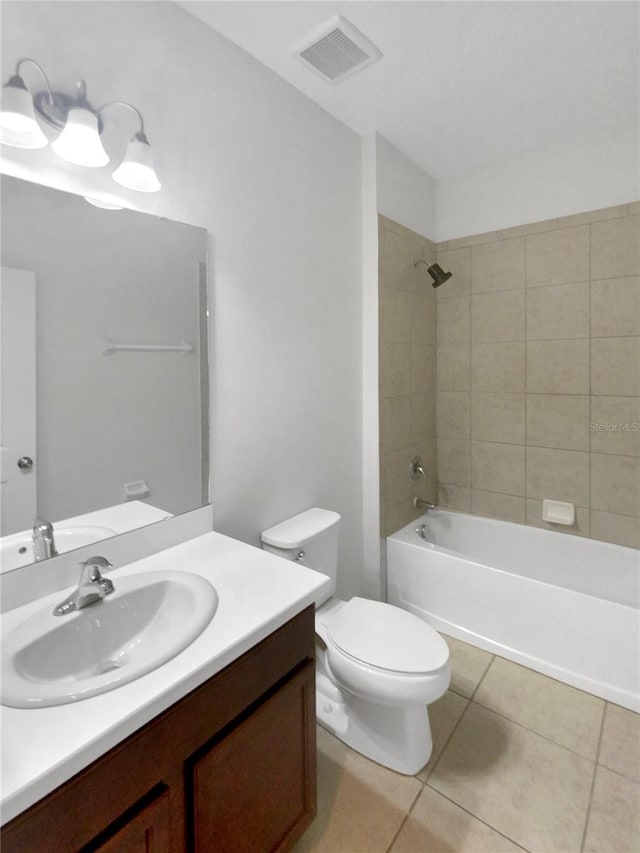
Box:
53 556 115 616
32 517 58 561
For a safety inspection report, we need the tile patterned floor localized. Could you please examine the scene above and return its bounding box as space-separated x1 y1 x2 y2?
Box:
294 635 640 853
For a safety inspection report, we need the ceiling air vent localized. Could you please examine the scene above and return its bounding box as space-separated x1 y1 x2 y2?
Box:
295 16 382 83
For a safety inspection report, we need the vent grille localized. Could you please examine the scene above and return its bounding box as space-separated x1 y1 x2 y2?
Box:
296 17 382 83
300 29 370 81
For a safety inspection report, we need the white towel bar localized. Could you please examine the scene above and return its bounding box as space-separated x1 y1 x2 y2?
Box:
104 340 194 355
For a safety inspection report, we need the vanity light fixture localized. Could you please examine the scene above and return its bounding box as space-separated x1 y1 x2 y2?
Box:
0 58 161 192
83 196 124 211
51 92 109 168
0 59 49 148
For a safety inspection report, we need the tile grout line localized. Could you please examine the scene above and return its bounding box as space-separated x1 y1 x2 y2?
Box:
469 696 604 763
423 785 533 853
579 701 607 852
429 656 602 853
449 644 610 762
425 654 497 785
426 688 478 781
441 204 632 249
594 760 640 784
385 780 424 852
470 653 495 701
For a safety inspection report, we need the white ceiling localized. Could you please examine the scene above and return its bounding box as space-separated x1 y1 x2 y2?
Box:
180 1 639 180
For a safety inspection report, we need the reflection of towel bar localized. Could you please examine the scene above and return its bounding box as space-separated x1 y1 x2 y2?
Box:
104 340 194 355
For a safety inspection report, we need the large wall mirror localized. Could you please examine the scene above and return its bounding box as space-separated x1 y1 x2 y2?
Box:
1 175 209 572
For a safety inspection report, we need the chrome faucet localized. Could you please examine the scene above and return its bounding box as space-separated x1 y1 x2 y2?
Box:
416 523 430 540
413 497 436 512
410 456 426 481
53 556 115 616
32 517 58 561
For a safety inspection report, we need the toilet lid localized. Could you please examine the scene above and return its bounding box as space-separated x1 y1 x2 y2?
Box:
325 598 449 674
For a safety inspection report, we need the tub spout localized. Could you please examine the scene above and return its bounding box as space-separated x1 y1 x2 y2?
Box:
414 497 436 512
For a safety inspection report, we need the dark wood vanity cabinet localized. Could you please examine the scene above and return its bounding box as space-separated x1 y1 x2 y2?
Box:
1 606 317 853
90 788 172 852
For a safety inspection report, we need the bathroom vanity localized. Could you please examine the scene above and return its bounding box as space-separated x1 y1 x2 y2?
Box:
0 531 330 852
0 172 328 850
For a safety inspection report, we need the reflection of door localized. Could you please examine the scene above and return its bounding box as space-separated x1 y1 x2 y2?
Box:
1 268 37 536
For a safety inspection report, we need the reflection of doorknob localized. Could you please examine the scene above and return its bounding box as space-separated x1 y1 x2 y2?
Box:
17 456 34 470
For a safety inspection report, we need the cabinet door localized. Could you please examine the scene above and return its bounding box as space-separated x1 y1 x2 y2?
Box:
191 663 316 853
91 789 171 853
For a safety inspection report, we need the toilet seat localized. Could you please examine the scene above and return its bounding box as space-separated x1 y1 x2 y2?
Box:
323 597 449 675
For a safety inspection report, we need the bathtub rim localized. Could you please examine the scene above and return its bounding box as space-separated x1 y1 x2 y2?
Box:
388 509 639 610
389 507 638 559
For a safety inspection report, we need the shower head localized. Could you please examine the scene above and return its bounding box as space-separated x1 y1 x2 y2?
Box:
413 259 452 288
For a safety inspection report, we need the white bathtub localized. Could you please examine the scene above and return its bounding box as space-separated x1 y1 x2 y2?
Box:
387 511 640 711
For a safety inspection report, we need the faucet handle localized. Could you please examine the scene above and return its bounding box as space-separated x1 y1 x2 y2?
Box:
410 455 426 481
79 555 113 584
80 555 112 568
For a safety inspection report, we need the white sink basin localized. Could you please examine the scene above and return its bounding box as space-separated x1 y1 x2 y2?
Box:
0 525 117 572
1 570 218 708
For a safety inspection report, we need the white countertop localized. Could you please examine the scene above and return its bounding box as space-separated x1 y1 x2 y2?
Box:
0 531 330 825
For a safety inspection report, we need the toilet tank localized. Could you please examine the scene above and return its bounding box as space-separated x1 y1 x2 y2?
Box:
261 508 340 604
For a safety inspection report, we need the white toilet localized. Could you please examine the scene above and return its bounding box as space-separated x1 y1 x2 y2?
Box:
261 507 450 775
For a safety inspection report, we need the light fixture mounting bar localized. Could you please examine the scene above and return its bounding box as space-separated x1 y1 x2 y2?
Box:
14 57 54 105
34 80 103 132
97 100 145 136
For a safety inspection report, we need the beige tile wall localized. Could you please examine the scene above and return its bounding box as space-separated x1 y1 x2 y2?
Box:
435 202 640 549
379 215 437 536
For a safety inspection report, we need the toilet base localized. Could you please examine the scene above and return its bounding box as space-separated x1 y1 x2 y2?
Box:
316 678 433 775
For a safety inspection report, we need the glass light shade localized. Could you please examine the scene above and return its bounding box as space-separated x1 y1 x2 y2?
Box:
0 80 48 149
112 135 161 192
84 196 124 210
51 107 109 167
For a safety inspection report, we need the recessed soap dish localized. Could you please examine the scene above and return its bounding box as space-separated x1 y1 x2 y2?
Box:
542 500 575 526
